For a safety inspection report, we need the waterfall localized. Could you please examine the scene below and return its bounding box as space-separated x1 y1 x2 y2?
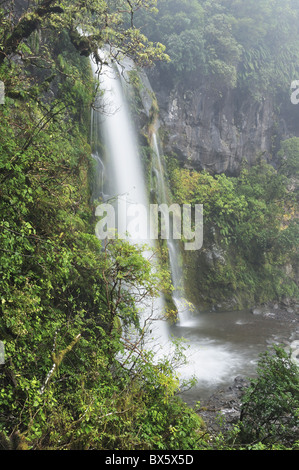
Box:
119 60 194 326
91 58 147 215
150 127 194 327
90 54 169 350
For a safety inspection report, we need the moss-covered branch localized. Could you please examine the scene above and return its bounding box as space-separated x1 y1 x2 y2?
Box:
40 334 81 394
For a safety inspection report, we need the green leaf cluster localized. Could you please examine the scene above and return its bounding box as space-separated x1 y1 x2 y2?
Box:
168 156 298 307
136 0 299 94
238 346 299 449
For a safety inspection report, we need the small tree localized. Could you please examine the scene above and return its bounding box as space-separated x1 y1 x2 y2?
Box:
239 345 299 449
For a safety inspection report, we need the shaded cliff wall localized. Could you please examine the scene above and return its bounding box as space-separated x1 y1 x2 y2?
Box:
151 74 299 175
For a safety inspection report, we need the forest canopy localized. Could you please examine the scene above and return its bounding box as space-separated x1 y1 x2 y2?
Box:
135 0 299 93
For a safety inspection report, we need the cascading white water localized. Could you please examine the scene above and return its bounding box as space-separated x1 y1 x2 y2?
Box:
150 131 194 326
91 58 147 214
96 54 194 327
90 54 169 349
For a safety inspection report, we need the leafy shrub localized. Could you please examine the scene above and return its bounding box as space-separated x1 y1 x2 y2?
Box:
239 346 299 449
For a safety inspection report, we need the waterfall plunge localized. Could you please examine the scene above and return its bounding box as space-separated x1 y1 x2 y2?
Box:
90 55 170 351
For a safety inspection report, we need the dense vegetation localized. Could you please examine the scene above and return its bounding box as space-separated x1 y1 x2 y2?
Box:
0 0 298 451
168 155 299 309
136 0 299 95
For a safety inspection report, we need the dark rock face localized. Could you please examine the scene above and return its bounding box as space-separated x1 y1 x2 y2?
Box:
153 79 298 175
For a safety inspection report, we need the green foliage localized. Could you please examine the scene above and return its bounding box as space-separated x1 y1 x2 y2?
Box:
203 9 242 89
206 346 299 450
238 346 299 449
135 0 205 78
0 90 204 449
278 137 299 180
229 0 299 94
0 2 208 451
136 0 299 94
0 0 169 69
169 158 298 306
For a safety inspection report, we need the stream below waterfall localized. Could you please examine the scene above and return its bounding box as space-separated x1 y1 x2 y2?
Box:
168 309 298 405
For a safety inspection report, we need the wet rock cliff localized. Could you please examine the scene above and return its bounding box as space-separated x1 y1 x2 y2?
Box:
151 74 299 176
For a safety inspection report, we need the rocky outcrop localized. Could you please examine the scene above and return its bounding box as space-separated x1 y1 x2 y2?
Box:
152 77 298 175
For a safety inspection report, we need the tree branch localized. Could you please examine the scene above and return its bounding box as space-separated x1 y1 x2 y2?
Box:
40 333 81 394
